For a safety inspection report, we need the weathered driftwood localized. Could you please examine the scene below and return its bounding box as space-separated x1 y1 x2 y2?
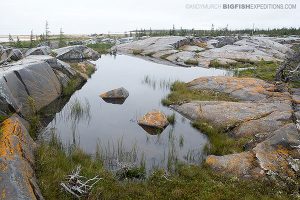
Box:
60 166 102 199
275 51 300 82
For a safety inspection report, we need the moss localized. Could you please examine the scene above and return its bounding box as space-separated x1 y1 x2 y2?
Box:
160 53 173 60
87 43 114 54
162 81 236 106
184 59 199 66
62 75 83 96
133 49 143 55
192 120 250 155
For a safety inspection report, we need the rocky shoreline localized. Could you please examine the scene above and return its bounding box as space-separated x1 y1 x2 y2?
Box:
0 45 99 199
116 36 300 179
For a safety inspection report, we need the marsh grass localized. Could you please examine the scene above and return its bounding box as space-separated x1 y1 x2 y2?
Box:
167 113 176 125
161 81 236 106
192 120 250 155
36 132 294 200
142 75 173 90
68 97 91 124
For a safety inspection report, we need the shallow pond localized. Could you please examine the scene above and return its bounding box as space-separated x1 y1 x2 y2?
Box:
42 55 230 171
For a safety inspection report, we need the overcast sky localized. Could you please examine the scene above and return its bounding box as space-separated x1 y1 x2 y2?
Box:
0 0 299 35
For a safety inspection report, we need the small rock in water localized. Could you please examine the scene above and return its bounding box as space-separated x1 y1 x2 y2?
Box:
138 110 169 135
100 87 129 104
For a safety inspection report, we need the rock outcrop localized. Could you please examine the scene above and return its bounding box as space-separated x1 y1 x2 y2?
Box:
25 46 51 56
1 47 23 64
115 36 294 67
171 76 300 178
53 45 100 60
0 114 44 200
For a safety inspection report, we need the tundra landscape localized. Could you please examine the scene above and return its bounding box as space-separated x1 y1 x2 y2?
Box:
0 0 300 199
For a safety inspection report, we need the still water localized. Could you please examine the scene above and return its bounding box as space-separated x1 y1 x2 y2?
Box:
42 55 230 171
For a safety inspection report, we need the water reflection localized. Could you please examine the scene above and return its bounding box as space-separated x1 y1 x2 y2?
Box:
41 55 230 172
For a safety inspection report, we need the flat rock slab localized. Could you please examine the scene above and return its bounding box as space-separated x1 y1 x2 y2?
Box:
188 76 291 103
138 110 169 134
173 101 292 130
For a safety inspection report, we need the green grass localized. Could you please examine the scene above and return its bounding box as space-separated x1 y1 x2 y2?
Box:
192 120 250 155
184 59 199 66
167 113 176 125
162 81 236 106
36 134 294 200
87 43 114 54
62 75 83 96
234 60 279 81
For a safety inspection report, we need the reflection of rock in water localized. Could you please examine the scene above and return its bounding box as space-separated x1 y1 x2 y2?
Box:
102 98 126 105
139 124 164 135
100 87 129 104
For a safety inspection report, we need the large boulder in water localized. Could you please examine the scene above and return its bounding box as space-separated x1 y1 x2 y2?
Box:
100 87 129 104
138 110 169 134
25 46 51 56
53 45 100 60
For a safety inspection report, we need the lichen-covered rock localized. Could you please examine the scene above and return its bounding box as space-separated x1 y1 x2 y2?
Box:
53 45 100 60
25 46 51 56
138 110 169 131
253 124 300 177
100 87 129 104
0 114 44 200
205 151 262 177
188 76 291 103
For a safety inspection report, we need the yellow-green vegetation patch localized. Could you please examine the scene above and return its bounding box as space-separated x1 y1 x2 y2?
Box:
234 60 279 81
87 43 114 54
36 134 294 200
192 120 250 155
62 75 83 96
69 62 95 77
184 59 199 66
161 81 236 106
132 49 143 55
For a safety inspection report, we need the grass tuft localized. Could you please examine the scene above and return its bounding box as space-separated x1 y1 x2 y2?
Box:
87 43 114 54
167 113 176 125
162 81 236 106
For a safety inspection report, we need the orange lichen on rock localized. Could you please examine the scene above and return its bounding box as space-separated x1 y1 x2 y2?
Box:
138 110 169 129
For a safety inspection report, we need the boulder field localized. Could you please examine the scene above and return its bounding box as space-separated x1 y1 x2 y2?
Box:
0 45 98 199
115 36 296 67
171 76 300 178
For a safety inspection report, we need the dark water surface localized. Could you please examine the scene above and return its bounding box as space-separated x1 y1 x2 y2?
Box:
42 55 230 171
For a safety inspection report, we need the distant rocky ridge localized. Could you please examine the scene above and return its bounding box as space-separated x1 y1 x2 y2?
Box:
115 36 299 67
